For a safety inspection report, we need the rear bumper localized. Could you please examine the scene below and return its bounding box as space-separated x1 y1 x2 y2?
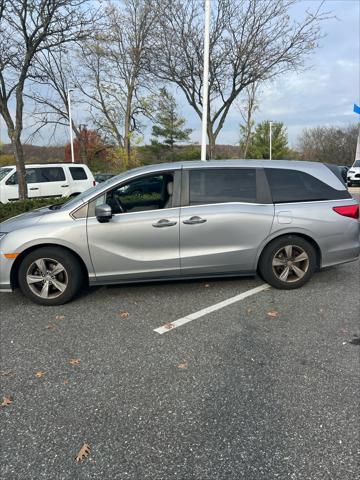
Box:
320 221 360 268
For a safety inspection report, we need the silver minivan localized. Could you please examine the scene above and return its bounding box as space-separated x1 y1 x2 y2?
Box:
0 160 359 305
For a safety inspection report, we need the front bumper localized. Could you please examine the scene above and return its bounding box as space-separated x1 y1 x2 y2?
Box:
0 252 15 292
347 175 360 185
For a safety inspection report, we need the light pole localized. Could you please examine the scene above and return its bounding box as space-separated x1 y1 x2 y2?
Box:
269 121 273 161
201 0 211 161
67 88 75 163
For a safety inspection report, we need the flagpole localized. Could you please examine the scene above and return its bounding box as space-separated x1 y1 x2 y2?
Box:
201 0 211 161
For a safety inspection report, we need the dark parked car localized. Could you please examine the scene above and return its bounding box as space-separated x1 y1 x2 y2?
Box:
336 165 350 184
94 173 115 183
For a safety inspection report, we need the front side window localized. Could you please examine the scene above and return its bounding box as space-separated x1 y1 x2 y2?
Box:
265 169 350 203
189 169 257 205
70 167 88 180
0 168 12 181
92 173 174 215
6 168 37 185
37 167 66 183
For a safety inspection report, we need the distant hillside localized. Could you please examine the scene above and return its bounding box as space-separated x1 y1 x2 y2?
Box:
1 143 244 166
1 144 65 164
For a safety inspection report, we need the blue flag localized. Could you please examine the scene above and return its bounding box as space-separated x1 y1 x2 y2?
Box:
354 104 360 115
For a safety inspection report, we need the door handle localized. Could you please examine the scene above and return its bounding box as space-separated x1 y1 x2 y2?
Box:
61 185 69 187
152 219 177 228
182 216 207 225
29 187 39 190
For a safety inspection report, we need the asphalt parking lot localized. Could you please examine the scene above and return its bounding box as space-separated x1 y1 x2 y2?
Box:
1 190 359 480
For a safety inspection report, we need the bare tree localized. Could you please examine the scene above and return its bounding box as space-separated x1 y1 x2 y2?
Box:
297 124 359 164
0 0 95 199
150 0 329 158
28 49 92 164
102 0 157 167
29 0 157 170
237 83 259 158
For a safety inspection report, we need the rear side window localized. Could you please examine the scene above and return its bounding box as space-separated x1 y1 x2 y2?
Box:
265 168 350 203
37 167 65 182
70 167 88 180
189 169 257 205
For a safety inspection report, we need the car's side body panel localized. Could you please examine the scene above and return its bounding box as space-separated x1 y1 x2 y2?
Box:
179 202 275 274
86 208 181 281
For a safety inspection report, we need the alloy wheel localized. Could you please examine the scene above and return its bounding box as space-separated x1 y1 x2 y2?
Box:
272 245 309 283
26 258 68 299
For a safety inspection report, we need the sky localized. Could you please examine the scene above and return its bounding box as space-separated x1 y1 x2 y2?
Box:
0 0 359 149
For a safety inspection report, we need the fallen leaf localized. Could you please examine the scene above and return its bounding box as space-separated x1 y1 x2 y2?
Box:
267 310 279 318
1 396 13 407
64 379 69 385
164 322 175 330
246 307 253 315
118 311 129 318
69 359 81 365
46 324 56 331
35 371 46 378
177 362 188 369
203 284 210 288
75 443 91 463
55 315 65 321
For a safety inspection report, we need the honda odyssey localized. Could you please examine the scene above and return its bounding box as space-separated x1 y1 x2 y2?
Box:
0 160 359 305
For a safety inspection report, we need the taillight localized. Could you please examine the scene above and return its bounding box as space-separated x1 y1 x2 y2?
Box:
93 180 96 186
333 205 359 219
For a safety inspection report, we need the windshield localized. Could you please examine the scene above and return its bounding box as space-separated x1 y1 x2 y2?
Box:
0 167 12 181
352 160 360 168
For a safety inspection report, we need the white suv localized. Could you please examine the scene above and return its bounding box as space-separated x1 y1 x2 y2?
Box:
0 164 95 203
347 160 360 187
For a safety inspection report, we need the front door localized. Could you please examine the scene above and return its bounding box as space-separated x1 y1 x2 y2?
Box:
5 168 42 201
180 168 274 275
87 171 181 282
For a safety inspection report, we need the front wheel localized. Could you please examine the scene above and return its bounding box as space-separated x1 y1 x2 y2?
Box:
258 236 317 289
18 247 83 305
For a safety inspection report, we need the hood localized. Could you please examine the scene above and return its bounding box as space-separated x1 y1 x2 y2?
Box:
1 206 55 232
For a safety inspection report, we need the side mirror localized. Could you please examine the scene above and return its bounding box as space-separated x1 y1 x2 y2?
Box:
95 203 112 223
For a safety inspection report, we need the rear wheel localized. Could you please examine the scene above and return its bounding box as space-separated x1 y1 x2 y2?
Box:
18 247 83 305
259 236 317 289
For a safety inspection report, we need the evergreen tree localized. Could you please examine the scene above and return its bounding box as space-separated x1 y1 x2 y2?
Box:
151 88 192 148
247 121 289 159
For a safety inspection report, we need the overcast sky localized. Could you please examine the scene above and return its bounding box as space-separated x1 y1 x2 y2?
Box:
0 0 359 149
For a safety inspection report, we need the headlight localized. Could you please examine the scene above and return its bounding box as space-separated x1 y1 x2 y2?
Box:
0 233 7 241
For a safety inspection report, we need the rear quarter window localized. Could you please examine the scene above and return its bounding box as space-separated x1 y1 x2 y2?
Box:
69 167 88 180
265 168 350 203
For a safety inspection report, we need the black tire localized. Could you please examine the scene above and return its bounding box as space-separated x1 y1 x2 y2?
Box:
18 246 83 305
258 235 317 290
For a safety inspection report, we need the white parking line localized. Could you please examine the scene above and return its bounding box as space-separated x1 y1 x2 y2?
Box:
154 283 270 334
